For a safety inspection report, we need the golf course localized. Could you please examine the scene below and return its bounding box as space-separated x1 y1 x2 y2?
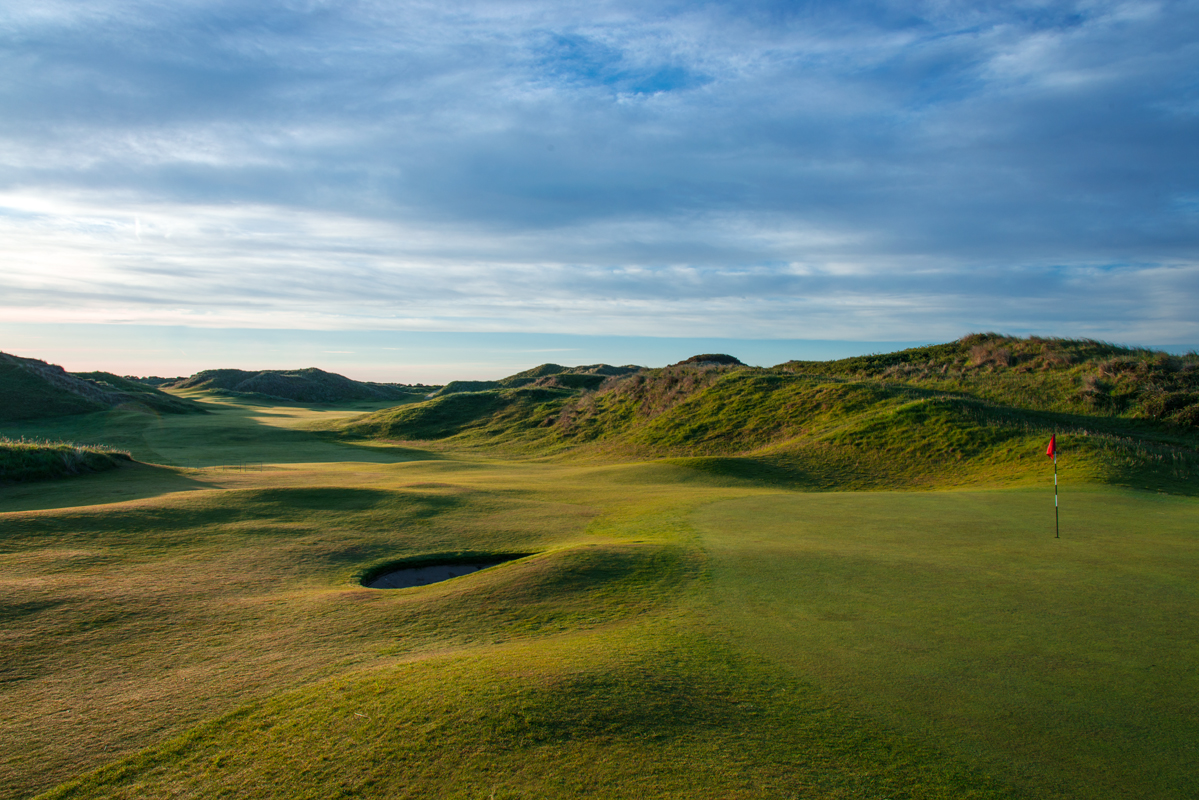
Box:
2 336 1197 799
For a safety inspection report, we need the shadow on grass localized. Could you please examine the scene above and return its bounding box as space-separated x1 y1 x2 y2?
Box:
0 393 445 469
0 461 212 514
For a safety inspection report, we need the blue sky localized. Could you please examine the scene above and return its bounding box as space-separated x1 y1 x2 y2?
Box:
1 0 1196 380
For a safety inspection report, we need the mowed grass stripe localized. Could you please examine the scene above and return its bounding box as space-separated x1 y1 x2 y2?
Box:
696 488 1199 800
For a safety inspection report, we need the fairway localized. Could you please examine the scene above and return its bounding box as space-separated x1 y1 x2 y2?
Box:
2 391 1196 799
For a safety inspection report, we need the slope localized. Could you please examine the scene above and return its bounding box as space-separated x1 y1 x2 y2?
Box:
171 367 433 404
337 339 1199 494
0 353 204 423
432 362 641 397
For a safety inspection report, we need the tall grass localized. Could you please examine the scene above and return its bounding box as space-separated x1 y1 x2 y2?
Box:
0 437 131 483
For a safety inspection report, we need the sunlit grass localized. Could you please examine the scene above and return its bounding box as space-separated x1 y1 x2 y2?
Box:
3 386 1197 799
698 489 1199 799
0 437 130 483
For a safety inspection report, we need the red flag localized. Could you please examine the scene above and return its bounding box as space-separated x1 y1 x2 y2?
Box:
1046 434 1056 459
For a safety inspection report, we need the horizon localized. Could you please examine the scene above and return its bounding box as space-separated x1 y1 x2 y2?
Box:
3 323 1196 384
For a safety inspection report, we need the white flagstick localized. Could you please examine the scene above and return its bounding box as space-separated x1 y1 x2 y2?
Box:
1054 435 1059 539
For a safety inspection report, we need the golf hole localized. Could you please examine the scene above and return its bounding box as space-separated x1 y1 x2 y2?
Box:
362 553 530 589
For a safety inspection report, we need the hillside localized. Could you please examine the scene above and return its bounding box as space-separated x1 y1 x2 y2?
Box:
338 338 1199 494
170 367 435 404
0 353 204 422
433 362 640 396
780 333 1199 426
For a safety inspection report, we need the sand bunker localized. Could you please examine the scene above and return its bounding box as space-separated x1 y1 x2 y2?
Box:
364 556 524 589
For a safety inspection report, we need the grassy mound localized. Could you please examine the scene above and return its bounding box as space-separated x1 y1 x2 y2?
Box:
0 437 131 483
342 386 574 441
0 357 103 421
171 367 434 404
70 372 205 415
781 333 1199 426
0 353 205 422
337 340 1199 494
432 362 640 397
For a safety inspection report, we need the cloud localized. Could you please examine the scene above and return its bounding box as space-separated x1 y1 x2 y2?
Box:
0 0 1196 343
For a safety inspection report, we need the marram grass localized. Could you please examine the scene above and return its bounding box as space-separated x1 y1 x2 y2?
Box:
0 437 130 483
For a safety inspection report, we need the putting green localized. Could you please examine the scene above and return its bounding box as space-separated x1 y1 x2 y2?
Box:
696 489 1199 800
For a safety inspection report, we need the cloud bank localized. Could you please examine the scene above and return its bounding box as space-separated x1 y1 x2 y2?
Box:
2 0 1196 342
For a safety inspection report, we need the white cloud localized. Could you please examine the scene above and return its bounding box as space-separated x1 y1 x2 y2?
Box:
0 0 1196 343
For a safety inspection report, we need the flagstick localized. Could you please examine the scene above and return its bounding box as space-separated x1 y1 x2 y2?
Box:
1054 445 1059 539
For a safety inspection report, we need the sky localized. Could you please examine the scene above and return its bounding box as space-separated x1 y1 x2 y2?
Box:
2 0 1197 381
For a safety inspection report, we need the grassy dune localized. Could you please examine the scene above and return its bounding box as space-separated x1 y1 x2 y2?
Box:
2 343 1197 799
340 339 1199 495
0 438 131 483
0 354 204 422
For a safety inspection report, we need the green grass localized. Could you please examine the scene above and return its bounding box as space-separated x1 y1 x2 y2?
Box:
697 488 1199 799
3 365 1198 799
0 361 103 422
68 372 204 416
2 455 1020 800
1 391 433 469
0 355 204 423
331 338 1199 488
0 438 131 483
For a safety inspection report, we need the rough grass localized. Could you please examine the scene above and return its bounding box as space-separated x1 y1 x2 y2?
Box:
2 391 431 469
0 438 131 483
170 367 434 404
337 355 1199 495
780 333 1199 426
0 361 103 422
0 353 205 423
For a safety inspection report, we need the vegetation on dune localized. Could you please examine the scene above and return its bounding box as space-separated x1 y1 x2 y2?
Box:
170 367 435 404
432 362 640 397
0 437 131 483
335 339 1199 494
781 332 1199 426
69 371 204 415
675 353 744 366
0 356 103 421
0 353 204 422
125 375 186 387
341 386 575 441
